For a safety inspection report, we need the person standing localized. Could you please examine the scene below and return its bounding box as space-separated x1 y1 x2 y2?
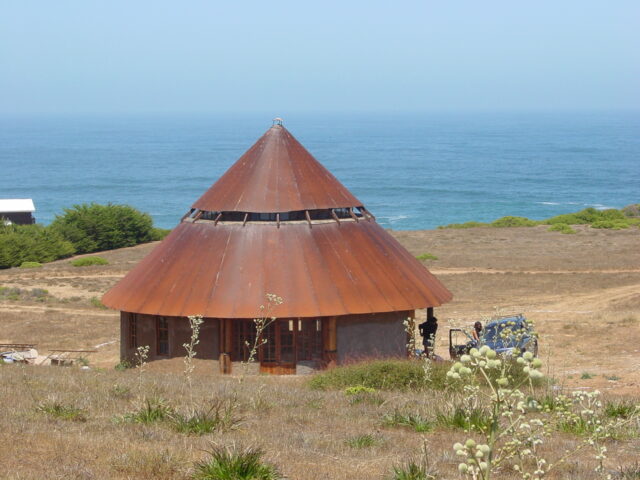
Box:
419 315 438 358
472 321 483 343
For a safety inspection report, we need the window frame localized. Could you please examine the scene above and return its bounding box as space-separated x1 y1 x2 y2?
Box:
156 316 169 356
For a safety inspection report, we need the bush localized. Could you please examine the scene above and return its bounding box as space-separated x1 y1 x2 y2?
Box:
344 385 385 405
193 446 281 480
37 401 87 422
0 224 75 269
345 433 379 448
391 461 435 480
19 261 43 268
490 216 538 227
604 400 639 419
0 287 49 301
548 223 576 234
71 256 109 267
309 359 429 391
435 407 492 433
622 203 640 217
545 207 626 225
438 206 640 230
71 257 109 267
382 410 434 433
591 220 630 230
438 221 488 229
109 384 132 399
90 297 107 309
114 360 133 371
170 400 240 436
50 203 155 254
416 253 438 261
151 227 172 241
123 398 173 424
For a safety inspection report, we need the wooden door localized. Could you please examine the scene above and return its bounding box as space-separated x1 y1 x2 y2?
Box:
259 319 296 374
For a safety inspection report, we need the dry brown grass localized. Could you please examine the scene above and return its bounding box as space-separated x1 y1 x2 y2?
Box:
0 363 638 480
1 226 639 478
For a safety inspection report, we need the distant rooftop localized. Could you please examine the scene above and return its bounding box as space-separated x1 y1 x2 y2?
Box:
0 199 35 213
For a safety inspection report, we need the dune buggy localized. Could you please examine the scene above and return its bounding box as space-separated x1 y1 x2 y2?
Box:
449 314 538 360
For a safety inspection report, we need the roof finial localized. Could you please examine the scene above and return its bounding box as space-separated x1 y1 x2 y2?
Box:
272 117 284 127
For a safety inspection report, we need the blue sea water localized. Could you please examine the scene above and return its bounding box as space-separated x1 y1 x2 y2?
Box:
0 112 638 230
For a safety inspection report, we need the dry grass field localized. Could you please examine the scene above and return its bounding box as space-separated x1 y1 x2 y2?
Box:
1 225 639 479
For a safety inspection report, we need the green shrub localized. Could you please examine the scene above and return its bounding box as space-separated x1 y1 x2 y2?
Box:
548 223 576 234
344 385 377 395
438 221 488 229
344 385 385 405
0 287 49 301
416 253 438 261
193 446 281 480
19 261 43 268
391 460 435 480
50 203 155 254
558 416 597 436
438 206 639 230
491 216 538 227
114 360 133 371
545 207 626 225
309 359 429 391
622 203 640 217
110 384 132 399
37 401 87 422
382 410 434 433
151 227 172 241
170 400 239 436
71 256 109 267
0 224 75 269
535 394 571 413
435 407 492 433
604 400 639 419
591 220 630 230
345 433 379 449
123 398 173 424
90 297 107 309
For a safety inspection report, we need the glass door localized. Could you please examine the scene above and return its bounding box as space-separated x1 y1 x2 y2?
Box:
259 319 297 374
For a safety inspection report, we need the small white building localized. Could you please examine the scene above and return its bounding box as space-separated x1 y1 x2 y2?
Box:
0 199 36 225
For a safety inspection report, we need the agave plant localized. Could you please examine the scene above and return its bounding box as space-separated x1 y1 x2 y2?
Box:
192 445 281 480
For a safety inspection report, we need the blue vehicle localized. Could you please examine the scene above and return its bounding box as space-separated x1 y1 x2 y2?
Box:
449 314 538 359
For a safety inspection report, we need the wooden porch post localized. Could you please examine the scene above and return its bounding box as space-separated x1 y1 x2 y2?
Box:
324 316 337 368
219 318 233 374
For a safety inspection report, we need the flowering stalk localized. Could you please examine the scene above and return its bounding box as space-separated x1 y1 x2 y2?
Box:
183 315 203 407
134 345 149 401
447 343 637 480
240 293 283 380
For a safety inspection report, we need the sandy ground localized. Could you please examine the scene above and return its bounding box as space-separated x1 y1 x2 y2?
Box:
1 224 639 393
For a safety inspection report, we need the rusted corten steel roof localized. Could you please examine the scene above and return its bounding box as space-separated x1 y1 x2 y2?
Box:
192 125 363 213
102 124 453 318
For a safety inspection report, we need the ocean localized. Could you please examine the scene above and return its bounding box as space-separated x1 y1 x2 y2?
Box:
0 112 638 230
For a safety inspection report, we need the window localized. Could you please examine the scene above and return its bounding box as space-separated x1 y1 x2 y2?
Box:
232 320 257 361
129 314 137 349
157 317 169 356
297 319 323 361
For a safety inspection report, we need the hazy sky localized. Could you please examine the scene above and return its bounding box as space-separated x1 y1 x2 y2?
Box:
1 1 638 114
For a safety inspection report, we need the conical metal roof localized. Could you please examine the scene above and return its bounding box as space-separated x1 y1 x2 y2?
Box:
102 123 452 318
192 124 362 213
